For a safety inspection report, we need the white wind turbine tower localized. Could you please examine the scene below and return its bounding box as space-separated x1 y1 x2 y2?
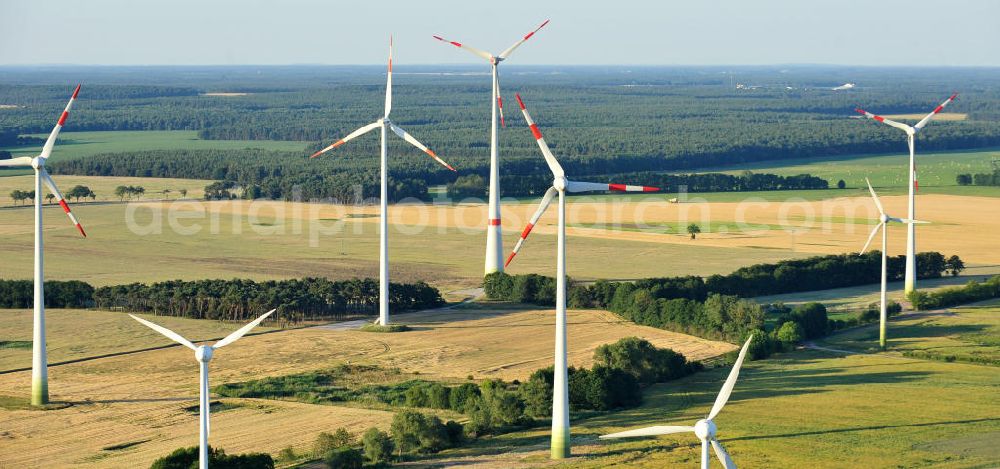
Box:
600 336 755 469
310 38 455 326
433 20 550 276
129 309 274 469
0 85 86 406
855 93 957 295
860 178 928 350
508 94 659 459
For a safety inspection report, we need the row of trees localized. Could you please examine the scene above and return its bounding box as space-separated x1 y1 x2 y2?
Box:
908 275 1000 310
957 169 1000 187
0 280 95 308
447 171 829 199
7 185 96 205
93 278 443 323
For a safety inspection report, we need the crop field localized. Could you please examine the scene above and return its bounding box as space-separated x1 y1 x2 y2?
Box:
1 190 998 292
0 174 208 204
0 130 312 176
0 304 733 468
419 305 1000 468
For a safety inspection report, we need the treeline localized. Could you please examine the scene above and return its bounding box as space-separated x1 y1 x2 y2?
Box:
447 171 829 198
0 280 95 308
0 277 443 322
49 149 440 202
908 275 1000 310
956 169 1000 187
485 252 959 307
93 278 443 322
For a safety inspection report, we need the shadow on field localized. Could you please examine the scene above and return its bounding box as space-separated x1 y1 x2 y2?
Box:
726 417 1000 442
75 396 194 405
585 359 931 431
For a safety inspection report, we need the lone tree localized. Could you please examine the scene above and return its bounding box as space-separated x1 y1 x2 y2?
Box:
45 193 55 204
945 255 965 277
837 179 846 189
687 223 702 240
67 185 94 202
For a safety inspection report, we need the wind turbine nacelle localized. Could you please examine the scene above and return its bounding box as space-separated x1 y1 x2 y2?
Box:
694 419 717 440
31 157 43 169
195 345 214 362
553 176 567 192
880 214 890 223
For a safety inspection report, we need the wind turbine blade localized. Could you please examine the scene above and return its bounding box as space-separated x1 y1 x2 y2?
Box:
431 35 493 62
498 20 550 60
385 36 393 118
900 218 930 224
566 180 660 193
855 108 913 134
388 123 456 171
494 69 506 128
865 178 884 215
711 439 737 469
310 121 381 158
39 84 81 160
40 169 86 237
914 93 958 131
213 309 275 349
860 223 883 255
505 186 557 267
129 314 197 351
599 425 696 439
707 335 753 420
0 156 34 167
515 93 563 177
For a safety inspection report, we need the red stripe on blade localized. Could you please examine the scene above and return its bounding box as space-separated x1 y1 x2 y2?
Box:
520 223 534 238
504 253 516 268
643 186 660 192
489 218 501 226
609 184 627 191
515 94 526 110
72 84 81 99
873 115 884 122
76 224 87 237
57 111 69 126
58 200 71 213
529 124 542 140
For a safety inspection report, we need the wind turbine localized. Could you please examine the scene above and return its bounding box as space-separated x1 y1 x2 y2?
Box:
507 94 659 459
600 336 755 469
0 85 86 406
310 38 455 326
129 309 274 469
433 20 550 276
860 178 927 350
855 93 957 295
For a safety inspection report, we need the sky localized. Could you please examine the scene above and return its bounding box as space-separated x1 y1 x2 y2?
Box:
1 0 998 67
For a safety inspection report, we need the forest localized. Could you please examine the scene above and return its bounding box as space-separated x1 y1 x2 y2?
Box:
4 66 1000 195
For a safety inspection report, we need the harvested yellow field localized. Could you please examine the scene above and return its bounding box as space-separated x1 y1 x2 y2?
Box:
882 112 967 121
0 305 732 468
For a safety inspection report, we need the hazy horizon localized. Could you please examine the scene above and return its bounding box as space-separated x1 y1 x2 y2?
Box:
2 0 998 67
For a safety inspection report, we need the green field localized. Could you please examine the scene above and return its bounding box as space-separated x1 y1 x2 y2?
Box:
0 130 312 176
420 304 1000 468
692 147 1000 197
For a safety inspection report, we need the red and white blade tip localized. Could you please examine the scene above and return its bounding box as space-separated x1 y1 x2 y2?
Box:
504 252 517 268
609 183 660 192
524 20 550 39
516 93 526 110
72 84 82 99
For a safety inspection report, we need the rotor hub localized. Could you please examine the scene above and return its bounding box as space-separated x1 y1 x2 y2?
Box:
195 345 214 363
553 176 567 191
694 419 716 440
880 213 890 223
30 157 43 170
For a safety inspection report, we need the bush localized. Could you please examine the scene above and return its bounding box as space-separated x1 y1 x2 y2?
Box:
323 447 362 469
149 446 274 469
791 302 829 339
775 321 804 345
483 272 514 299
593 337 698 384
361 428 393 465
315 428 353 457
448 383 480 412
389 410 456 454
